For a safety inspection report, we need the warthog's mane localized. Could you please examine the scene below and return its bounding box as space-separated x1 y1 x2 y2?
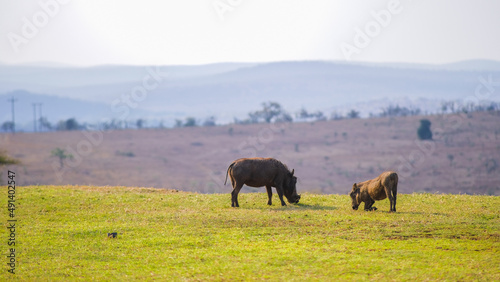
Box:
270 158 293 174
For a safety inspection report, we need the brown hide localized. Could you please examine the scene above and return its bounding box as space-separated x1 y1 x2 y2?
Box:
225 158 300 207
350 171 398 212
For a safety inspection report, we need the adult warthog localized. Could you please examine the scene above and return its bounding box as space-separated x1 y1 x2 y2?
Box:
225 158 301 207
350 171 398 212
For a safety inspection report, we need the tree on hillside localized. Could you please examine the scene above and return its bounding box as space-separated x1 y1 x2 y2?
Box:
1 121 14 132
417 119 433 140
39 117 52 131
158 120 166 129
51 148 73 168
57 118 80 131
202 116 217 127
101 119 125 131
247 102 292 123
275 112 293 123
174 119 183 128
184 117 197 127
347 109 360 119
296 108 326 122
136 119 145 129
175 117 198 127
330 112 344 120
380 105 421 117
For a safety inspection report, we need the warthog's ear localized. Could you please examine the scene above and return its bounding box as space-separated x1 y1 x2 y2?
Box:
291 169 294 176
352 183 359 193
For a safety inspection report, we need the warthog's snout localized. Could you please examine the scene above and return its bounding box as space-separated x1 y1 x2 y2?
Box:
352 205 359 210
295 194 301 204
289 194 301 204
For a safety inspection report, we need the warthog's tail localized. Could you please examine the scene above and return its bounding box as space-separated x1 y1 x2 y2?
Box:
224 162 235 185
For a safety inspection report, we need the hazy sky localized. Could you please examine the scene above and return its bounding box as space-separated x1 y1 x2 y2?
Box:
1 0 499 66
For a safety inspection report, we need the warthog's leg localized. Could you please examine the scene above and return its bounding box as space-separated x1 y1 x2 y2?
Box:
266 185 273 205
364 198 376 211
276 185 287 206
231 183 244 207
384 186 396 212
392 189 397 212
231 190 236 207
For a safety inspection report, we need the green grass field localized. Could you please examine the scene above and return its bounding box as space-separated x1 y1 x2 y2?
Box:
2 185 499 280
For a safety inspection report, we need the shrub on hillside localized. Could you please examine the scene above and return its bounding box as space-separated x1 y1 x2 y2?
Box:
417 119 433 140
0 150 20 166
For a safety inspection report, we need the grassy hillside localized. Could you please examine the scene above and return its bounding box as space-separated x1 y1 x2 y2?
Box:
2 111 500 195
1 185 499 280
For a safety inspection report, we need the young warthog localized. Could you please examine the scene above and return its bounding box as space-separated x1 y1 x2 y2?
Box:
350 171 398 212
225 157 301 207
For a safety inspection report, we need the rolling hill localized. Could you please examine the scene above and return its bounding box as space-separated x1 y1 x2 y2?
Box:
1 60 500 129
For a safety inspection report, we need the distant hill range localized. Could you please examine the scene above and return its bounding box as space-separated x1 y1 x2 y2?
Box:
1 59 500 131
